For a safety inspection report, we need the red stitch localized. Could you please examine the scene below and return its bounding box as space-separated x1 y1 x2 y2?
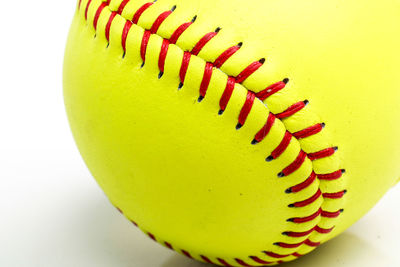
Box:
170 22 193 44
317 169 345 180
218 258 233 266
264 251 290 259
323 190 347 199
270 131 292 159
219 77 236 112
105 12 117 42
131 220 138 226
191 31 219 56
253 113 276 143
280 150 307 177
237 91 256 127
140 30 151 62
321 209 343 218
121 21 133 54
289 189 322 208
235 60 264 84
164 242 173 249
283 227 315 238
117 0 130 14
307 147 337 161
181 250 193 258
158 39 169 73
85 0 93 20
79 0 83 9
235 258 257 267
150 10 173 34
147 232 156 241
288 171 317 193
249 256 272 265
93 2 107 30
293 123 324 139
276 101 308 119
132 2 154 24
304 239 320 247
289 208 321 223
315 226 334 234
201 255 216 264
255 81 286 101
199 63 214 99
275 241 303 249
292 252 303 258
179 51 191 86
214 44 242 68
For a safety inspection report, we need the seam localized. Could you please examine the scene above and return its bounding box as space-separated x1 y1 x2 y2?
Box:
80 0 347 265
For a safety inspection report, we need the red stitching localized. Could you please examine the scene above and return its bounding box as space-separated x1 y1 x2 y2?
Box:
214 44 242 68
253 113 276 143
85 0 93 20
181 250 193 258
218 258 234 266
170 21 193 44
179 51 191 86
321 209 343 218
255 81 286 101
117 0 130 14
276 100 308 119
293 123 324 139
93 1 108 30
287 171 317 193
199 62 214 99
150 10 173 34
158 39 169 74
238 91 256 127
191 30 219 56
219 77 236 113
315 226 334 234
284 225 334 237
279 150 307 177
147 232 156 241
201 255 216 265
235 59 264 83
235 258 257 267
308 147 337 161
288 208 321 223
249 256 272 265
121 21 133 54
323 190 347 199
283 227 315 238
140 30 151 62
164 241 173 249
132 2 154 24
270 131 292 159
264 252 288 259
105 12 117 42
289 189 322 208
293 252 303 258
304 239 320 247
317 169 345 180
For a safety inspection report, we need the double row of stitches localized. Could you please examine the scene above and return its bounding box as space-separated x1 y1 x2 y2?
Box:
82 0 346 265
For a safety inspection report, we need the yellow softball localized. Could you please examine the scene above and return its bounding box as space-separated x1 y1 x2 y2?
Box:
63 0 400 265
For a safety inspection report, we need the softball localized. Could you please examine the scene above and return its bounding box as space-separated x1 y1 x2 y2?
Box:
63 0 400 265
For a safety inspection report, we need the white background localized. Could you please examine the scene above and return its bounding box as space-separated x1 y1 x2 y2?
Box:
0 1 399 267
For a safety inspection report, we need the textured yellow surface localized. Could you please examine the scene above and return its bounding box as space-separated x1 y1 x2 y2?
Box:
64 0 400 265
